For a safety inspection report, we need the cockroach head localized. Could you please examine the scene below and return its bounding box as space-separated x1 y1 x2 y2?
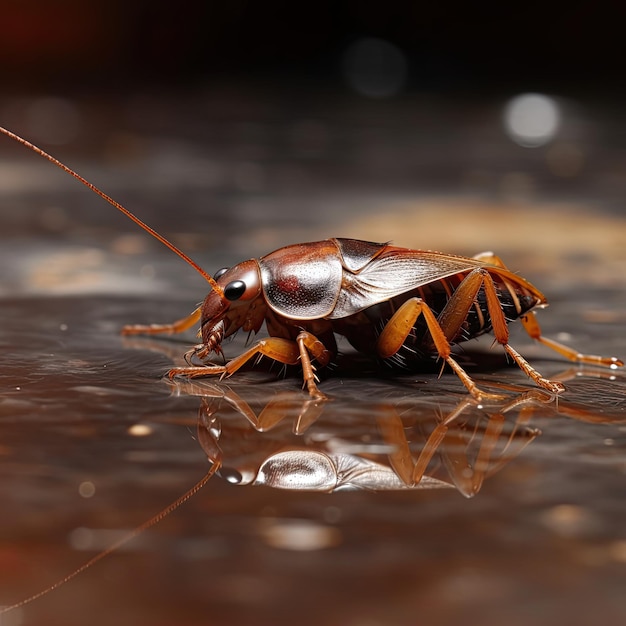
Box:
200 260 262 346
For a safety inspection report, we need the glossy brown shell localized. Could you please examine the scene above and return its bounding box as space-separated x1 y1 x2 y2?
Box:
258 238 545 321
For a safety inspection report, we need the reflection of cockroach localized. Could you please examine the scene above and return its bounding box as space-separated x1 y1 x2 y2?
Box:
1 126 623 403
190 381 544 496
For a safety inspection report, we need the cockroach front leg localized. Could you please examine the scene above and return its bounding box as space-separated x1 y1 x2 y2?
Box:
168 333 332 400
121 307 202 336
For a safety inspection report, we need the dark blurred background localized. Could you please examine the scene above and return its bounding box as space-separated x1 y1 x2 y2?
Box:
1 1 625 96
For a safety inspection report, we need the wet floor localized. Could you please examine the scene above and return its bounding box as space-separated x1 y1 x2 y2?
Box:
0 91 625 626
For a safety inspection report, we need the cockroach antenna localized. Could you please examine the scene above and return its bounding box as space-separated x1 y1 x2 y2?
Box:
0 125 227 302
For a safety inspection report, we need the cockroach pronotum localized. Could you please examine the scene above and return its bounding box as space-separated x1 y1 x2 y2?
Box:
0 126 623 403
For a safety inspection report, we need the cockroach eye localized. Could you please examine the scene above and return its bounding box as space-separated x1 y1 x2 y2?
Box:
213 267 229 280
224 280 246 301
217 467 243 484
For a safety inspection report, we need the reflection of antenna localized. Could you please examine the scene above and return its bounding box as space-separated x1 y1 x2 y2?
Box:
0 462 220 616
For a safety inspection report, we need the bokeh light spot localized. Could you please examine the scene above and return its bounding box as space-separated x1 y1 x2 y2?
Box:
342 38 408 98
78 481 96 498
128 423 153 437
503 93 561 147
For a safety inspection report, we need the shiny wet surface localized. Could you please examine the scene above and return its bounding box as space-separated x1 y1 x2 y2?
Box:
1 93 626 626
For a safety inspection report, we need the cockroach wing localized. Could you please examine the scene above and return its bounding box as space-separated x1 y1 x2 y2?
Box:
330 248 481 319
334 237 387 271
260 241 343 320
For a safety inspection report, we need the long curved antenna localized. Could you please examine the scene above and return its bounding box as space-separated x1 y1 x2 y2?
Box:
0 461 220 616
0 125 226 301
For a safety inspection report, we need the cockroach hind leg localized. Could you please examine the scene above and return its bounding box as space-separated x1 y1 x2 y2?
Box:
503 344 566 395
444 356 506 402
520 312 624 370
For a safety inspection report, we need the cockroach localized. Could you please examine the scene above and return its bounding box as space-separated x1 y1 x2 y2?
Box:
1 125 623 616
0 126 622 403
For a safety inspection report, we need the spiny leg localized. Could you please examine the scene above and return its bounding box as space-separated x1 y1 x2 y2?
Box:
378 266 573 397
474 253 623 371
520 311 624 369
436 268 490 343
477 271 567 394
439 266 567 394
169 333 332 400
376 293 499 400
471 252 530 319
168 337 301 379
296 331 331 400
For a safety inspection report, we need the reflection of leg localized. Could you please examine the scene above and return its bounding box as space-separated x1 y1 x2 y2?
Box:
411 422 451 485
521 311 624 368
379 392 548 494
252 391 326 433
377 404 453 486
122 306 201 335
466 412 505 495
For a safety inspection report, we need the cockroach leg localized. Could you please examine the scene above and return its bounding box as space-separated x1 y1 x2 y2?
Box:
376 295 502 401
436 268 491 343
502 344 566 394
474 253 623 371
442 357 503 401
478 273 567 394
168 365 229 379
376 298 447 359
520 311 624 369
122 307 202 336
169 335 331 400
296 331 331 400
